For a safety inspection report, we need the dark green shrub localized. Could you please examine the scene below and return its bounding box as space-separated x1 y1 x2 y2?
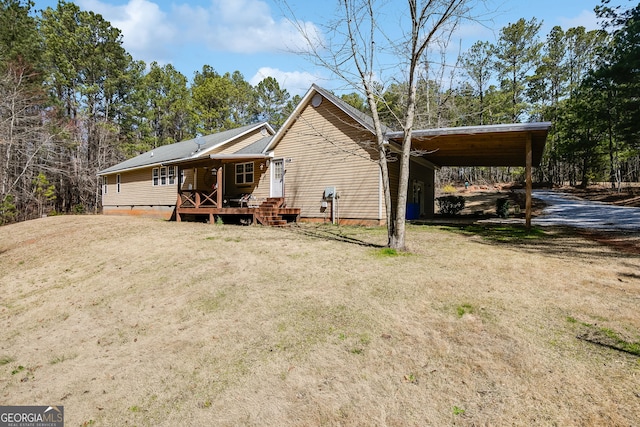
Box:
436 195 465 216
0 195 17 225
496 197 510 218
73 204 85 214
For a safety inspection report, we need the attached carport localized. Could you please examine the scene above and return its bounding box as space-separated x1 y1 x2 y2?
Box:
386 122 552 228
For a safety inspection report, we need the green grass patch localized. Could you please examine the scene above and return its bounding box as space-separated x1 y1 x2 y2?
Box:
373 247 412 257
599 328 640 356
570 317 640 357
452 406 466 415
0 356 14 366
456 303 474 318
445 224 548 243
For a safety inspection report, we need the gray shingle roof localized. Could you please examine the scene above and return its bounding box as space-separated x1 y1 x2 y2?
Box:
98 123 268 175
234 136 273 155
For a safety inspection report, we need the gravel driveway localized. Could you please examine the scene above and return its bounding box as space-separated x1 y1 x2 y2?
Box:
532 190 640 232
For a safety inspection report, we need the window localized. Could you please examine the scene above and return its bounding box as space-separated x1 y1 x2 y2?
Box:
235 162 254 185
160 167 167 185
116 174 121 193
102 176 108 194
152 168 159 186
180 169 185 185
153 166 177 186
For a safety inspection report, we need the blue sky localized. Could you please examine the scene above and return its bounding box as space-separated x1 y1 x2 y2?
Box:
33 0 612 96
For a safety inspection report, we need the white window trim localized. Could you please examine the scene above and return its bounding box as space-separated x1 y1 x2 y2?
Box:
160 167 167 185
102 176 108 194
168 166 176 185
235 162 254 185
153 166 180 186
152 168 159 186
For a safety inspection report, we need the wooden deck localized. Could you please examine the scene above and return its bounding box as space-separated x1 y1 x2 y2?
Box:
175 192 300 226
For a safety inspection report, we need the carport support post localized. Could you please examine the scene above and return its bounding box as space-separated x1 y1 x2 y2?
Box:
526 133 532 230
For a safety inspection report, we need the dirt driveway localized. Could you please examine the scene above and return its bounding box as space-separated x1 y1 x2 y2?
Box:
532 190 640 232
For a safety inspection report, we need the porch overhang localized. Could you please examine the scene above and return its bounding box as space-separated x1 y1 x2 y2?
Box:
209 154 270 161
163 153 270 168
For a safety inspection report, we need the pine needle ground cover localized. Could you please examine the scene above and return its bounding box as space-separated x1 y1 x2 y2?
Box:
1 217 639 426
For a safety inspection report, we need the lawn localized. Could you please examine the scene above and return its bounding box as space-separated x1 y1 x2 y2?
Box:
1 216 639 426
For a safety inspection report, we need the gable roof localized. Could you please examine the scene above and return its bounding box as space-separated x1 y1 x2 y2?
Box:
266 84 550 168
234 136 273 155
98 83 551 175
265 84 391 153
98 122 273 175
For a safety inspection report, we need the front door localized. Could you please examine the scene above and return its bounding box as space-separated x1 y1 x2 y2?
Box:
271 159 284 198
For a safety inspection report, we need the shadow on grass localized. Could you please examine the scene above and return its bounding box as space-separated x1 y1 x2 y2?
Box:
437 223 640 261
288 224 385 248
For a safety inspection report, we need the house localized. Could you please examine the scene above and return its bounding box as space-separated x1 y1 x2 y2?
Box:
98 121 282 222
98 84 551 226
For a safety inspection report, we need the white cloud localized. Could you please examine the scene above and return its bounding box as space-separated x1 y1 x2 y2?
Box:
78 0 177 64
558 9 600 31
172 0 323 55
250 67 321 96
77 0 323 61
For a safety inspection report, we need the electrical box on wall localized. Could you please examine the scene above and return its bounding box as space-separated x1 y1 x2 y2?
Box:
324 186 336 199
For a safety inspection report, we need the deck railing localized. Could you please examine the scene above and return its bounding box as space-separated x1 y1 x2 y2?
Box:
177 188 218 209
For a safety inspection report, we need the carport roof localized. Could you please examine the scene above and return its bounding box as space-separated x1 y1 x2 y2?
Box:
386 122 552 167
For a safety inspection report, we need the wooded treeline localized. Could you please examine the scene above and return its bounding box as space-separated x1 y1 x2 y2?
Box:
1 0 638 224
362 1 640 191
0 0 297 223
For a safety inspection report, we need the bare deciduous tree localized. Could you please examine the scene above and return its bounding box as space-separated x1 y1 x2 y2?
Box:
0 62 54 222
281 0 480 249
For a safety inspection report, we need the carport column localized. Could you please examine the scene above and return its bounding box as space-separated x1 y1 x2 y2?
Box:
526 133 532 230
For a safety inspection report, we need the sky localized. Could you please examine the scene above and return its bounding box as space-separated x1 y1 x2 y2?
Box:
32 0 612 96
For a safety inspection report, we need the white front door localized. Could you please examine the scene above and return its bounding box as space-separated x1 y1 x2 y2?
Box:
271 159 284 198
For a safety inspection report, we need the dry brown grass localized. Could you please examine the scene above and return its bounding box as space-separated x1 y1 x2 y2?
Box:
562 183 640 208
1 216 639 426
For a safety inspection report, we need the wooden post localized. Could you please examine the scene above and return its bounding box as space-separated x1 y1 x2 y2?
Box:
216 165 223 207
525 133 533 230
176 166 182 222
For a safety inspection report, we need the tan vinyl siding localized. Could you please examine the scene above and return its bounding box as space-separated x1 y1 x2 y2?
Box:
102 167 177 207
272 98 382 221
251 162 271 200
206 128 267 155
223 161 269 198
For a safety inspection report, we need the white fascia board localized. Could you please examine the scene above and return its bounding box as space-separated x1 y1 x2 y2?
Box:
195 122 274 158
387 122 553 139
264 87 316 152
97 162 163 176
